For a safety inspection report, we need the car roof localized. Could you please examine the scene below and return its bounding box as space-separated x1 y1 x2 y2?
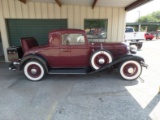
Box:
49 29 85 34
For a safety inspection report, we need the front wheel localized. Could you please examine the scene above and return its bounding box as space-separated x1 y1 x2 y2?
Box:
24 61 46 81
119 60 142 80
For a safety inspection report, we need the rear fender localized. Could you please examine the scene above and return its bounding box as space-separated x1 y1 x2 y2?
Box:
20 54 49 73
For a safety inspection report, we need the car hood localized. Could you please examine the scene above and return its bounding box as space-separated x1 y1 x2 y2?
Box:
89 42 128 59
89 42 127 49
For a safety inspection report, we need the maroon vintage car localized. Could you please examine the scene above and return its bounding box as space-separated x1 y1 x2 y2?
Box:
7 29 147 81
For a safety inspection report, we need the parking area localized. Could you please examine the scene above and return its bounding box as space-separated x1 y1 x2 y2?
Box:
0 40 160 120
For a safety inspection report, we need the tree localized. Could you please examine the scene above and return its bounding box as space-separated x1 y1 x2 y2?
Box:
152 11 160 20
136 11 160 31
138 15 157 22
137 11 160 22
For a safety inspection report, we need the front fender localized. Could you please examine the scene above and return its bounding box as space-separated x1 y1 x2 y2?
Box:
90 54 146 74
112 54 145 64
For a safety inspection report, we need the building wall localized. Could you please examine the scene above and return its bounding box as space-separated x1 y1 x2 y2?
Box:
0 0 126 62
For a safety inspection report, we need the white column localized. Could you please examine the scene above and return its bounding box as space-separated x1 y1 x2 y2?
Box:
138 24 141 32
0 0 9 62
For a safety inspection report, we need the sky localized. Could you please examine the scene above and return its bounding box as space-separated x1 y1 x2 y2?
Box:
126 0 160 22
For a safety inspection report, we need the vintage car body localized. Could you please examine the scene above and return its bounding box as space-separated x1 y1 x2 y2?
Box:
8 29 147 81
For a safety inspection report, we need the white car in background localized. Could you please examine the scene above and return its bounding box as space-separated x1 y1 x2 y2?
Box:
125 27 146 49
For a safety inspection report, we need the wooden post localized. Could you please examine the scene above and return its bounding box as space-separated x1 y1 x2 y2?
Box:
19 0 27 4
92 0 98 9
55 0 62 7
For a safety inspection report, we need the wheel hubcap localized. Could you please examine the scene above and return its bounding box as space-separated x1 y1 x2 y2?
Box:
31 69 37 74
128 68 134 74
98 58 105 64
123 63 138 77
27 64 41 78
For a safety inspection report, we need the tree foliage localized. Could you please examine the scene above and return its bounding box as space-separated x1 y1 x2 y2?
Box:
137 10 160 22
136 11 160 31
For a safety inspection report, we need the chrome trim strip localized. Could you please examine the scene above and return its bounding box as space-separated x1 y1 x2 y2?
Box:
48 73 86 75
13 62 20 65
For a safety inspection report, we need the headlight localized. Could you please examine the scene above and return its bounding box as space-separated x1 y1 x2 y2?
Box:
130 45 137 54
124 42 130 51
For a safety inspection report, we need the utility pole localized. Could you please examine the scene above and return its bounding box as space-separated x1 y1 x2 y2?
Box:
138 11 141 32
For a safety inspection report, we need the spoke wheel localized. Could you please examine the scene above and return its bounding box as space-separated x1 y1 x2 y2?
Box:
119 60 142 80
24 61 46 81
91 50 113 70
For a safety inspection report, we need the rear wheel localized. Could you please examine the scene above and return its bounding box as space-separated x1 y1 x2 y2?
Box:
90 50 113 70
24 61 46 81
119 60 142 80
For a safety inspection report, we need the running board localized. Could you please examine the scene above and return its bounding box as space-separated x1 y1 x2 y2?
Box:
48 68 94 74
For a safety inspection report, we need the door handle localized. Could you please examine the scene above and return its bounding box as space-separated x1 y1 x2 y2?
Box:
61 49 69 52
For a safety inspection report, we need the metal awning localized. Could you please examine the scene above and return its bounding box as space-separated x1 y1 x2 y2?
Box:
19 0 153 11
127 22 160 26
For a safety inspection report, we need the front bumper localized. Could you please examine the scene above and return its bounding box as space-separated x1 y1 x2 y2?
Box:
141 61 148 69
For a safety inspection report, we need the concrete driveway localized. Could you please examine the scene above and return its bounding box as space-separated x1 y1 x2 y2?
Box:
0 40 160 120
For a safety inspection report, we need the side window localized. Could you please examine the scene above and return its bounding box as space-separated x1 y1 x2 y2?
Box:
62 33 85 45
49 34 60 46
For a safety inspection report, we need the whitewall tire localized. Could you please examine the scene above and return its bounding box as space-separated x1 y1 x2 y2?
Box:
91 50 113 70
24 61 46 81
119 60 142 80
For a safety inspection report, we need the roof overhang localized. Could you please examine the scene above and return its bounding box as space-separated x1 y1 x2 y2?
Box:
19 0 27 4
125 0 153 11
19 0 153 11
127 22 160 26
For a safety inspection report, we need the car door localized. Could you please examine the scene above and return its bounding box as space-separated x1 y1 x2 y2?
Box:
60 32 90 67
45 33 61 68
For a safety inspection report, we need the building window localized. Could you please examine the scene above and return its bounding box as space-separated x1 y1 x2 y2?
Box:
62 33 85 45
84 19 108 42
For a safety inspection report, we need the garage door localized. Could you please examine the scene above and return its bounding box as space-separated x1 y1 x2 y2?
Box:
6 19 67 46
